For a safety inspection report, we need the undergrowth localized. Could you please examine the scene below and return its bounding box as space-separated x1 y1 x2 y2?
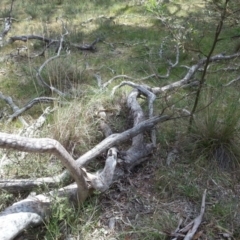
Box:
1 0 240 239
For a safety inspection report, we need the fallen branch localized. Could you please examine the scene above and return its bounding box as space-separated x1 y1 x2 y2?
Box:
35 21 69 96
183 189 207 240
223 75 240 86
0 172 69 193
168 189 207 240
9 35 100 51
103 45 180 88
8 97 57 121
0 92 28 127
0 183 78 240
0 92 56 122
76 114 170 167
0 114 169 194
152 52 240 94
0 132 89 203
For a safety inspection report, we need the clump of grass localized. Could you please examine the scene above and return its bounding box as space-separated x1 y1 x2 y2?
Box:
50 100 100 156
40 55 85 94
24 195 100 239
188 93 240 169
49 90 124 156
0 191 14 212
0 8 10 18
24 3 40 19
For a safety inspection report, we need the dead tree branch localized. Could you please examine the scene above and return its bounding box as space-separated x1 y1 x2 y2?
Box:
0 46 171 237
9 35 100 51
35 53 67 96
103 45 179 89
9 97 57 121
0 132 89 202
0 92 28 126
0 17 12 46
76 114 170 167
0 92 56 122
168 189 207 240
0 114 169 194
183 189 207 240
0 183 78 240
107 51 240 94
152 52 240 94
223 75 240 86
0 171 71 193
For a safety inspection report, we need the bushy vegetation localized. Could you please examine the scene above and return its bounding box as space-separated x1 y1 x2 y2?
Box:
1 0 240 239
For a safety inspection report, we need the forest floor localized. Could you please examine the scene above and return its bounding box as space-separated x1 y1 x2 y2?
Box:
1 0 240 239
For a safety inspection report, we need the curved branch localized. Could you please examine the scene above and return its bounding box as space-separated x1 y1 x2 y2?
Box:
0 183 78 240
152 52 240 94
8 97 57 120
0 133 89 202
85 148 118 192
0 92 28 126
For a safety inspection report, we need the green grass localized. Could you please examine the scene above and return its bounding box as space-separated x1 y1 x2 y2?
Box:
1 0 240 239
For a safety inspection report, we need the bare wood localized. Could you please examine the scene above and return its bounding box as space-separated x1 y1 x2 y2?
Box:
0 92 27 126
0 132 89 202
223 75 240 86
9 35 58 44
119 89 154 169
0 183 78 240
0 115 169 193
183 189 207 240
110 53 240 98
0 171 71 193
0 78 169 239
76 114 170 167
0 147 118 239
35 38 67 96
8 97 57 121
104 45 180 89
152 52 240 94
112 81 157 145
85 148 118 192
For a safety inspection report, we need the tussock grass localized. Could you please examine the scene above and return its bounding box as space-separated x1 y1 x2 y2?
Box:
49 89 127 156
187 90 240 169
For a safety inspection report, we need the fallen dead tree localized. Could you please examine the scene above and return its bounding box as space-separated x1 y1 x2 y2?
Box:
1 6 240 236
0 85 170 239
0 48 240 239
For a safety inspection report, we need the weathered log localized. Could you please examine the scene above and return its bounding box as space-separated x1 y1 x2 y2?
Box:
76 114 169 166
0 132 89 203
0 82 170 239
0 184 78 240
